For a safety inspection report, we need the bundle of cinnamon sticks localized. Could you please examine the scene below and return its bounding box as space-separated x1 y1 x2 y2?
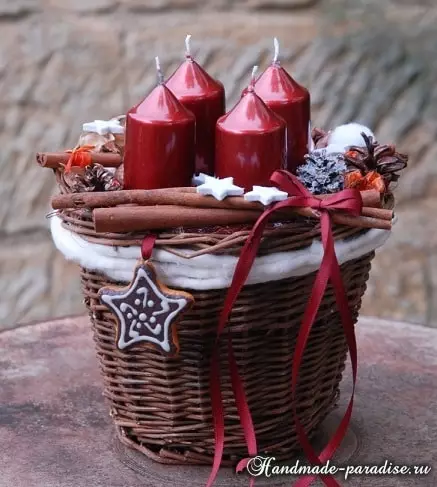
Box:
51 187 393 233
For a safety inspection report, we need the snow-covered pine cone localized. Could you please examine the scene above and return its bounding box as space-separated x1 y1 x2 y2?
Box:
297 149 347 195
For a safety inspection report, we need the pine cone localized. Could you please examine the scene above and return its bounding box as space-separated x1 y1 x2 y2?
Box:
59 169 95 193
297 149 347 195
84 164 122 191
60 164 122 193
114 164 124 187
344 133 408 185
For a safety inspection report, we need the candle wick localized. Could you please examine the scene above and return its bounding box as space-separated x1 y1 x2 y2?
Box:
185 34 193 60
273 37 280 65
155 56 165 85
248 65 258 91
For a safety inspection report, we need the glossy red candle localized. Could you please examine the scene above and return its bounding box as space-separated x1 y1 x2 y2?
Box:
166 56 225 176
124 83 195 190
215 86 286 191
255 62 310 173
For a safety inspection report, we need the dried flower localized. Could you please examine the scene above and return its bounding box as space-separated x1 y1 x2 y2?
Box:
77 132 119 154
297 149 347 194
344 170 386 193
64 145 94 173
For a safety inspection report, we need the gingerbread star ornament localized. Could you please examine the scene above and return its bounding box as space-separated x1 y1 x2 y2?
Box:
99 261 194 355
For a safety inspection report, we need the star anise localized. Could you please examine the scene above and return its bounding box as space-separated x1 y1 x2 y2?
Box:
344 132 408 185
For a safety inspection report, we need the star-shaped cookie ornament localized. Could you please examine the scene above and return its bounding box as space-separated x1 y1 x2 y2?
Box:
192 172 207 186
82 119 125 136
197 175 244 201
244 186 289 206
99 262 194 355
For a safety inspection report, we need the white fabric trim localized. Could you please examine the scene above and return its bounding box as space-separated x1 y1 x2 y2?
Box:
51 215 391 290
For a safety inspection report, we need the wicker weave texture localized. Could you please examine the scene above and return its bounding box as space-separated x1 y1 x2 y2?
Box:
81 251 373 466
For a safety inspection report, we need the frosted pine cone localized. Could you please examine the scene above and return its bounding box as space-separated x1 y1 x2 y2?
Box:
297 149 347 195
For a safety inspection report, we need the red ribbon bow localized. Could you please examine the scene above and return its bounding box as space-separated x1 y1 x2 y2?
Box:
206 170 363 487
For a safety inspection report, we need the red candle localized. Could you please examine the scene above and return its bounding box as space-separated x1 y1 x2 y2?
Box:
166 35 225 176
215 67 286 191
254 38 310 174
124 57 195 190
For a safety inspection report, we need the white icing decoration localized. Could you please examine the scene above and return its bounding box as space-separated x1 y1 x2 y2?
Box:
82 119 125 136
197 175 244 201
244 186 288 206
51 215 392 290
100 266 188 352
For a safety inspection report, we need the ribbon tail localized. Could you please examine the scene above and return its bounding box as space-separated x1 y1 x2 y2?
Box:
293 212 358 487
206 349 225 487
229 335 257 487
207 209 274 487
292 213 341 487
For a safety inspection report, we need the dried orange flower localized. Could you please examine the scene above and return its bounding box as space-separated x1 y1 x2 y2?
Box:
64 145 94 173
344 170 386 193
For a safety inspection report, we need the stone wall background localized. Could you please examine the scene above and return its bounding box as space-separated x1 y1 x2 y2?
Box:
1 0 437 329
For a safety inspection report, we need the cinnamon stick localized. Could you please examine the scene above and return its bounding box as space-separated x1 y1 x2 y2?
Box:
93 205 392 234
94 206 263 232
361 207 393 220
321 190 381 208
36 152 122 169
52 188 382 211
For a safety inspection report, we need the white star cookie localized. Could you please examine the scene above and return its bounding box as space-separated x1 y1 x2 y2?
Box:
244 186 289 206
82 119 125 136
197 176 244 201
192 173 208 186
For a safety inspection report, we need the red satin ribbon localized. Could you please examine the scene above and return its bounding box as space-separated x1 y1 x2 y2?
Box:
206 170 363 487
141 234 157 260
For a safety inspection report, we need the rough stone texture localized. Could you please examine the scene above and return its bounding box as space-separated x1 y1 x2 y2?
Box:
0 0 39 17
1 0 437 327
0 316 436 486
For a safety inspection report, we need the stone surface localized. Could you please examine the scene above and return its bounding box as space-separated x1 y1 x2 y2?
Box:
1 1 437 327
0 233 83 328
44 0 119 13
120 0 320 10
0 315 436 486
243 0 318 8
0 0 38 17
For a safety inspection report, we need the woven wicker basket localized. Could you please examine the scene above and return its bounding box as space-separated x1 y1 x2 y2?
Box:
54 172 380 466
